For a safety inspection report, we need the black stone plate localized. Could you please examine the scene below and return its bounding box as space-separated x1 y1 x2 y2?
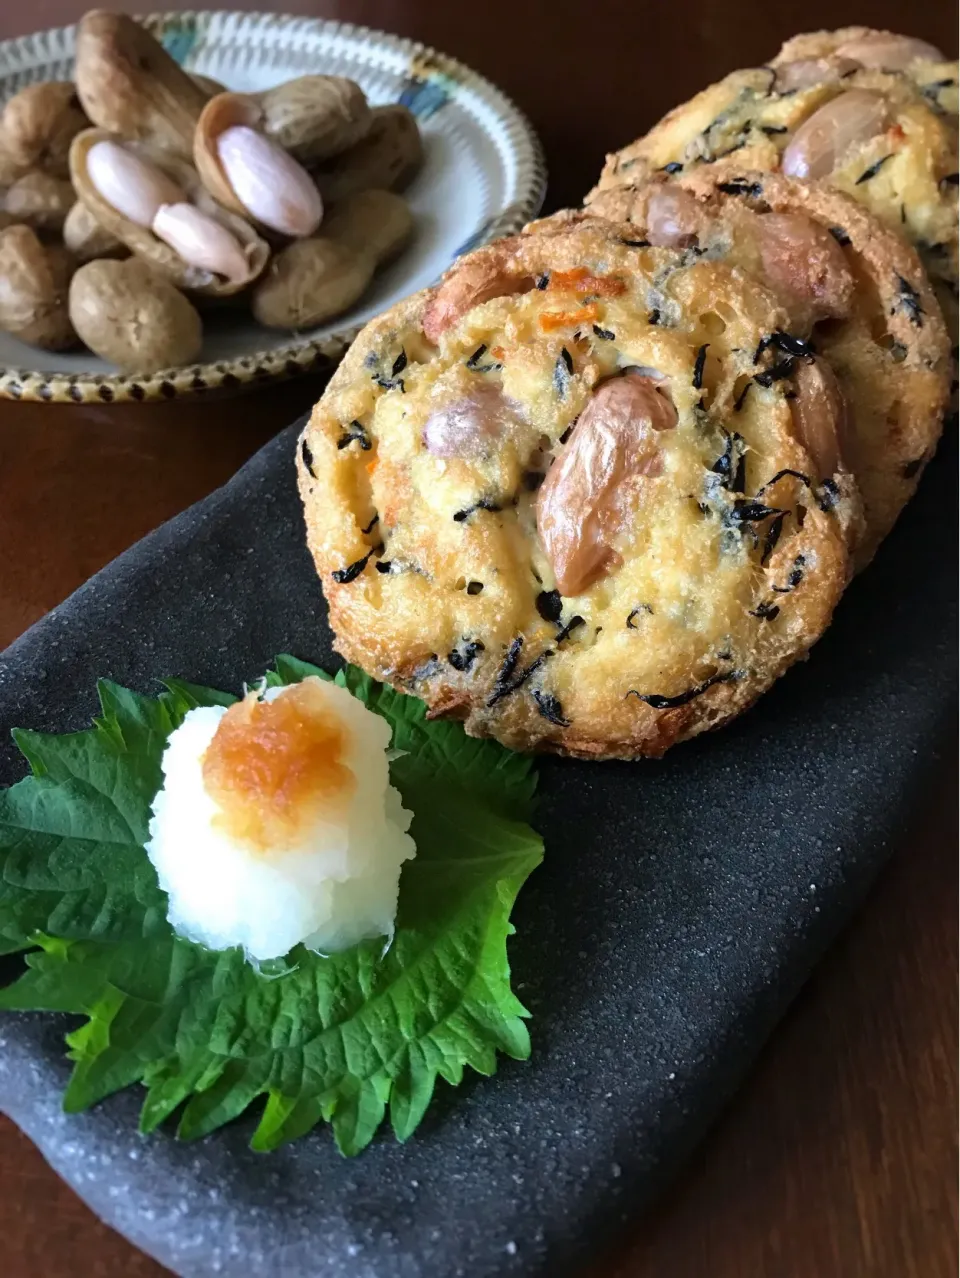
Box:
0 419 954 1278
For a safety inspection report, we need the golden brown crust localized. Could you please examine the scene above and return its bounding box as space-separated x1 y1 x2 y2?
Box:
298 220 860 760
587 63 959 291
582 171 951 566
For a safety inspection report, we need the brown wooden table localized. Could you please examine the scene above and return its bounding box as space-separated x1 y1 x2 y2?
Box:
1 4 956 1276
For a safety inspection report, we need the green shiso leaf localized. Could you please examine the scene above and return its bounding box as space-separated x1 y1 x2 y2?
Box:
0 657 542 1154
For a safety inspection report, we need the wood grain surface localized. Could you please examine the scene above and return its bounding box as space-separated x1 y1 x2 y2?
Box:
0 3 956 1276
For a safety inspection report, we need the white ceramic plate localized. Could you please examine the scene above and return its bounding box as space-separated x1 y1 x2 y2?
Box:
0 10 546 402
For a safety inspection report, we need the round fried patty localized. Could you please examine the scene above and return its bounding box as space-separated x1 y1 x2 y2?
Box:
298 220 860 759
582 170 951 566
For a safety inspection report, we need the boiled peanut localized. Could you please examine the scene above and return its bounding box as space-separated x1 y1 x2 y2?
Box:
835 33 943 70
85 140 186 230
773 57 861 92
1 82 88 178
215 124 322 237
0 129 31 185
69 257 202 372
0 225 76 349
646 185 704 247
256 75 371 164
73 133 258 289
85 138 185 226
537 372 677 596
251 185 415 328
423 384 519 459
74 11 209 161
781 90 889 180
423 251 534 343
313 105 423 204
754 212 855 321
320 189 413 265
2 170 75 234
251 238 374 329
789 356 849 479
151 203 252 284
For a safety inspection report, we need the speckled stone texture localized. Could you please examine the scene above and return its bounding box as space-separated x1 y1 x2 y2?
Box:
0 420 954 1278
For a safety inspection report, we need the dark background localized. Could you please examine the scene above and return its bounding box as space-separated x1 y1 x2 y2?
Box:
0 3 956 1276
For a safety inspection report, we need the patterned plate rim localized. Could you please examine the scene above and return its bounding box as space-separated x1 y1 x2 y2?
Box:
0 9 548 405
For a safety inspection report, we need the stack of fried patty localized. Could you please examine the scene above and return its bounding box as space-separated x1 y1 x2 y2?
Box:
299 26 957 760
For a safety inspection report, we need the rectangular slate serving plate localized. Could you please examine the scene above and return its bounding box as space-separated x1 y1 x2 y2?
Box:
0 418 954 1278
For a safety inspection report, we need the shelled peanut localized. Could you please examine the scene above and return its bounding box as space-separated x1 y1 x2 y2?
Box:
70 130 270 295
